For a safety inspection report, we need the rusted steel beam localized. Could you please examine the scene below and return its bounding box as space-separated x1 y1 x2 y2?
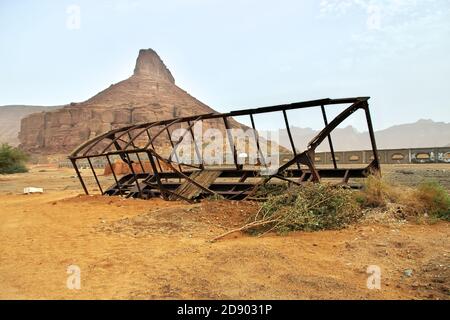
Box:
187 120 205 169
149 119 183 145
282 110 301 171
87 157 103 194
249 114 266 166
97 123 146 156
144 128 164 172
320 105 337 169
124 152 142 197
169 117 202 167
70 158 88 195
165 127 183 175
308 100 363 150
145 151 167 200
223 116 240 170
126 132 145 173
105 154 123 195
363 102 381 173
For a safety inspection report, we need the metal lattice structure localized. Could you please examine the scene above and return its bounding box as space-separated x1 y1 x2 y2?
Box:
69 97 380 202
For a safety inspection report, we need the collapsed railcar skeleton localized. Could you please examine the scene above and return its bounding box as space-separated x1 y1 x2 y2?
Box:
69 97 380 202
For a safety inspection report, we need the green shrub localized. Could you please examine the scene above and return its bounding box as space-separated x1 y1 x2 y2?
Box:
252 183 362 234
0 143 29 174
415 181 450 221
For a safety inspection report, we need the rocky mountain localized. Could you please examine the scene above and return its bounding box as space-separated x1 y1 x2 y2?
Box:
18 49 228 155
4 48 449 155
375 119 450 149
0 105 60 146
277 119 450 152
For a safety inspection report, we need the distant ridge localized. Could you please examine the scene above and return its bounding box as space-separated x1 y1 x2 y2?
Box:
277 119 450 152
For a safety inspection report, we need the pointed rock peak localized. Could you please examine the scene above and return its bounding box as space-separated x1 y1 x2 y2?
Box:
415 119 434 124
133 49 175 83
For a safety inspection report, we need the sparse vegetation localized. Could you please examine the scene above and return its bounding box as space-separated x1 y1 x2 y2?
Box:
358 175 450 222
212 175 450 241
356 175 402 208
415 181 450 221
0 143 29 174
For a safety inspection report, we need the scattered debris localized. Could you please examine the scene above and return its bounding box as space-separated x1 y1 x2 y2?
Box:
23 187 44 194
404 269 414 277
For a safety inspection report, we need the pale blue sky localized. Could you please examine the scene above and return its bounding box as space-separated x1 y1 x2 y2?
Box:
0 0 449 131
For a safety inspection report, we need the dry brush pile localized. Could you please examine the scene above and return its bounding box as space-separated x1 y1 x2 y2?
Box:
211 176 450 242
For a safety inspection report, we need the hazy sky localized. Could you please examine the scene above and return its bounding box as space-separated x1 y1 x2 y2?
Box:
0 0 449 131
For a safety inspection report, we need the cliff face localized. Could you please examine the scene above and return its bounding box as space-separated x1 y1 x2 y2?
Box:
19 49 219 154
0 105 60 146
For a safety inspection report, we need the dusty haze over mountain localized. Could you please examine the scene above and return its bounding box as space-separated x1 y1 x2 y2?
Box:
276 119 450 152
0 105 60 146
0 49 448 154
16 49 231 155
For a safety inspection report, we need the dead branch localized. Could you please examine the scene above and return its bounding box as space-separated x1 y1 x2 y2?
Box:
209 218 279 243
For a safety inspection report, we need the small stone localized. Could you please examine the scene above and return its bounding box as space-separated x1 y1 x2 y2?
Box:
404 269 413 277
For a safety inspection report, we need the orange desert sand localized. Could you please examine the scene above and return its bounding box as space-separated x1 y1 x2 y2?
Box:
0 165 448 299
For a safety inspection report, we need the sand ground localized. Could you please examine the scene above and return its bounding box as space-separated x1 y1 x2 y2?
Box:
0 164 448 299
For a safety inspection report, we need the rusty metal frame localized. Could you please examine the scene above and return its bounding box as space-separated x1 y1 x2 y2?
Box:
68 97 380 201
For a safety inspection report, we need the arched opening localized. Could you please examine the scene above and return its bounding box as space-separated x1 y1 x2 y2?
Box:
416 153 430 160
391 153 405 160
